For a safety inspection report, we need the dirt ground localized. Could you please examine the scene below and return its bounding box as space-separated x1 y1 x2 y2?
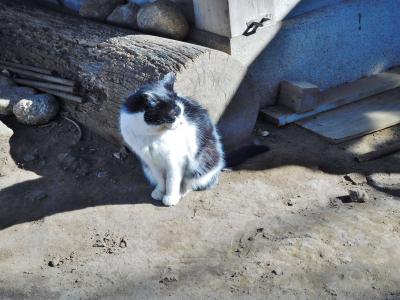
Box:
0 114 400 300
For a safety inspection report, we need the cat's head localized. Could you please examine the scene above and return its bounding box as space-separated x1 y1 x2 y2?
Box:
122 73 182 130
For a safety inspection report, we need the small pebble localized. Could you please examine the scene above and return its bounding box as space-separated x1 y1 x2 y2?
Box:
96 171 108 178
349 190 369 203
48 257 60 267
93 240 105 247
119 237 127 248
344 173 367 185
113 152 122 160
271 268 283 276
256 128 270 137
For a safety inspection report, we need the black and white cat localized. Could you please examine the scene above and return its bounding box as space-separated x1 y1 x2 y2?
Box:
120 73 268 206
120 73 224 206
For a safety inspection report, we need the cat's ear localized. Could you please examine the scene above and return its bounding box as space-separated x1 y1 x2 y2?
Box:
162 72 176 91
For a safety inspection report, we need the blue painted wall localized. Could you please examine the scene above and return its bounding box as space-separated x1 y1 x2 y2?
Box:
286 0 343 19
247 0 400 106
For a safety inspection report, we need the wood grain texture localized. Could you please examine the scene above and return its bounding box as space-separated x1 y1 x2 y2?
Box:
296 88 400 144
0 0 259 148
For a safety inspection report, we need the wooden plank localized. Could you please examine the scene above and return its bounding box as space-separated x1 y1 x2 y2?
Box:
356 142 400 162
339 123 400 160
279 80 320 113
261 68 400 126
296 88 400 144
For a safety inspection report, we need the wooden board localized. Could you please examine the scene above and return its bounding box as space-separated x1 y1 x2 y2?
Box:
296 88 400 144
261 68 400 126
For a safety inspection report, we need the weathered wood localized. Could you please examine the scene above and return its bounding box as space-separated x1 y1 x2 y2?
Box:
296 88 400 144
0 0 260 148
261 69 400 126
0 64 75 86
34 88 83 103
0 60 53 75
356 142 400 162
278 80 320 113
14 78 75 93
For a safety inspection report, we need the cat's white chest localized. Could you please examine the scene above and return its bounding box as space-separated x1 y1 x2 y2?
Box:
146 126 195 165
120 111 197 168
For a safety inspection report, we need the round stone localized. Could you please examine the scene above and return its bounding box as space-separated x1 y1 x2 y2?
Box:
0 86 36 115
107 2 139 29
13 94 59 125
137 0 189 40
79 0 125 21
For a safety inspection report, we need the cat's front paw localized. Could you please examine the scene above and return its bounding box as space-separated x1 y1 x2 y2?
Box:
162 195 180 207
151 188 164 201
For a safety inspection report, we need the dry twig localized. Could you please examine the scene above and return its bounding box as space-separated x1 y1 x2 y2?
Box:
61 115 82 143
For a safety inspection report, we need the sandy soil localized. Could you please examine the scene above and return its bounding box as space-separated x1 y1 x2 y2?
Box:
0 114 400 300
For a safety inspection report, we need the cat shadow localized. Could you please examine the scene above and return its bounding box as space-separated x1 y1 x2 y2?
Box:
230 122 400 199
0 116 166 230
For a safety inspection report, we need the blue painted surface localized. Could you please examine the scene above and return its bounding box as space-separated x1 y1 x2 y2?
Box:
286 0 344 19
249 0 400 105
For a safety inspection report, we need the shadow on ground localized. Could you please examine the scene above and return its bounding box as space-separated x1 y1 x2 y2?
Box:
1 113 399 230
0 115 164 230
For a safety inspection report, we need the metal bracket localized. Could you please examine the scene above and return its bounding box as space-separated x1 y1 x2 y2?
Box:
243 14 272 36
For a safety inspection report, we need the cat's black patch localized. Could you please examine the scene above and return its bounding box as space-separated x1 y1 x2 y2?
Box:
123 92 147 113
123 78 181 126
178 97 223 178
144 101 181 125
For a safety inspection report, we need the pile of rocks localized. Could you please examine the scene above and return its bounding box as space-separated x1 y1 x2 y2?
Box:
0 74 59 125
38 0 190 40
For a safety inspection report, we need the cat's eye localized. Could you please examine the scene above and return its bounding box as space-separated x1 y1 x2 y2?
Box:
145 100 157 109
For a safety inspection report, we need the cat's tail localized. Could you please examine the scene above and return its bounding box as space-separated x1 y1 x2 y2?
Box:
224 144 270 169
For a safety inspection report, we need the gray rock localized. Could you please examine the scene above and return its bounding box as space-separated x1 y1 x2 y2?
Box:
0 86 36 115
62 0 83 12
107 2 139 29
79 0 125 21
137 0 189 40
48 256 61 267
367 173 400 189
344 173 367 185
129 0 155 4
13 94 59 125
349 190 369 203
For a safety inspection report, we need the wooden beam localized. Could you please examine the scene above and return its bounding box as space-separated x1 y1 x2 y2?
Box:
296 88 400 144
356 142 400 162
261 68 400 126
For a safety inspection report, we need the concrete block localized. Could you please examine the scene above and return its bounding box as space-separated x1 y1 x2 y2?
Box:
193 0 274 38
279 80 320 113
